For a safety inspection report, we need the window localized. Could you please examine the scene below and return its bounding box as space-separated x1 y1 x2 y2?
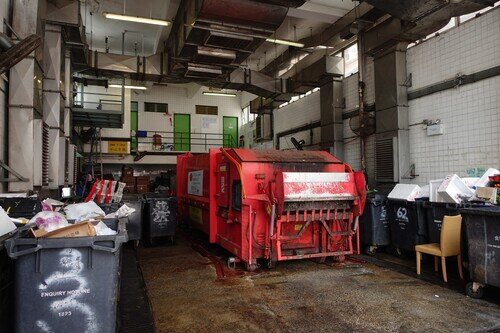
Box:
344 43 358 76
232 181 242 211
278 87 320 109
145 102 168 113
196 105 218 115
241 106 255 125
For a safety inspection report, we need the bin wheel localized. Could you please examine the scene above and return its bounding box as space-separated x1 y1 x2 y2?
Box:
365 246 377 256
395 247 404 258
466 282 484 299
245 262 258 272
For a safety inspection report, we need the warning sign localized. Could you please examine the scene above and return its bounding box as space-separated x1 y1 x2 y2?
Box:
107 141 129 154
188 170 204 196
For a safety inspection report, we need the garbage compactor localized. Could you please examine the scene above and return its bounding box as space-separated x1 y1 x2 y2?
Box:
177 148 366 271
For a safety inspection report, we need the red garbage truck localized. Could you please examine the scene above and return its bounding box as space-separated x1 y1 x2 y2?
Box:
177 148 366 270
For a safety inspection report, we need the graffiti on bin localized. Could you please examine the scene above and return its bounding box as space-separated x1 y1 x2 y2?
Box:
36 248 98 333
152 200 171 229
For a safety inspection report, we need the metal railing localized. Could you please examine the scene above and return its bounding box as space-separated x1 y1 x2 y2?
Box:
72 91 123 112
134 130 237 153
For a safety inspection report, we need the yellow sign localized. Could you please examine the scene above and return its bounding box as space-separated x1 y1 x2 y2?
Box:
189 206 203 225
107 141 129 154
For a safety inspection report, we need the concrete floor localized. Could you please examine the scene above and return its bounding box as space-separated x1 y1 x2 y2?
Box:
138 238 500 333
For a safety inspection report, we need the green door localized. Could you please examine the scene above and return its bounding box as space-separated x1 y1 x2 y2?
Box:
223 116 238 148
174 113 191 151
131 102 138 151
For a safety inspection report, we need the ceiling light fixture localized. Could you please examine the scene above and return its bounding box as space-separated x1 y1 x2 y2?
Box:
266 38 304 48
103 12 170 26
203 91 237 97
109 84 148 90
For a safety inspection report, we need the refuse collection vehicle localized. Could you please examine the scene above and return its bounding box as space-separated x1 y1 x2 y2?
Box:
177 148 366 270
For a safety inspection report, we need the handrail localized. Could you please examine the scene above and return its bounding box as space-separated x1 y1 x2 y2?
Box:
134 130 237 152
220 148 247 198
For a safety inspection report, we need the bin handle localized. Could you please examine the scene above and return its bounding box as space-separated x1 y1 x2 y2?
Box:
91 240 121 253
5 241 42 259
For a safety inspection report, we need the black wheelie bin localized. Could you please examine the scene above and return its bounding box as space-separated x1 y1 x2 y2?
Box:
461 206 500 299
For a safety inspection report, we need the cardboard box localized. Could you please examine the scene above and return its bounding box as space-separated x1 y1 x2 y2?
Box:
135 176 149 186
124 185 136 194
475 187 498 204
122 167 134 177
136 184 148 194
31 221 97 239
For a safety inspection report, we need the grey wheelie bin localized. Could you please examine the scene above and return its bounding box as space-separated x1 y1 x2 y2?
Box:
5 218 127 333
360 194 390 255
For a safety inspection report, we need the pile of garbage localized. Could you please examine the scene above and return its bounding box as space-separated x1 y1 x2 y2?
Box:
388 168 499 204
0 198 135 238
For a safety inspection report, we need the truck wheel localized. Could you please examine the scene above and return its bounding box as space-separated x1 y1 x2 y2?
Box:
265 259 276 269
245 263 258 272
466 282 484 299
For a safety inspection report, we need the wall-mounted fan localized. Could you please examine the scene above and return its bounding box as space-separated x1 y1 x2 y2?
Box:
349 112 375 137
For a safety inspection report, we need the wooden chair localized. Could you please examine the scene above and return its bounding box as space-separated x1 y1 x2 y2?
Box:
415 215 463 282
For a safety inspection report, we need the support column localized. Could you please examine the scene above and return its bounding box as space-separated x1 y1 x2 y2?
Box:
320 79 344 159
43 23 65 190
374 43 410 186
8 0 43 192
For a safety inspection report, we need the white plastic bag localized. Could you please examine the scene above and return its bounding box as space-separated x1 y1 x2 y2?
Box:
0 206 16 237
104 204 136 219
64 201 105 222
29 211 69 232
93 221 117 236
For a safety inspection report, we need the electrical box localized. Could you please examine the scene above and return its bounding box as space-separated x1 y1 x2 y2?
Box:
427 124 445 136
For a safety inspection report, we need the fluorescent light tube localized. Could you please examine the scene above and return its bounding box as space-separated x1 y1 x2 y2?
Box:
109 84 148 90
203 91 237 97
266 38 304 48
103 12 170 27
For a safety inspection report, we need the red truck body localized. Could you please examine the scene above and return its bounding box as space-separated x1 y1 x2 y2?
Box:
177 148 366 270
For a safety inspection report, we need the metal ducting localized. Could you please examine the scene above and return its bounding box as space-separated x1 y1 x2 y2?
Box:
45 0 89 67
363 0 496 55
166 0 290 81
0 34 42 75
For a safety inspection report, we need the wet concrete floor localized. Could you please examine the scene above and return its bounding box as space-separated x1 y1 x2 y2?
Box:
138 237 500 333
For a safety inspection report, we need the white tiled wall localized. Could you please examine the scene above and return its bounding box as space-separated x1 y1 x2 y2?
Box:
132 84 241 152
406 8 500 185
407 8 500 90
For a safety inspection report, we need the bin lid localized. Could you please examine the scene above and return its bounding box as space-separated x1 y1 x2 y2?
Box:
460 206 500 216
